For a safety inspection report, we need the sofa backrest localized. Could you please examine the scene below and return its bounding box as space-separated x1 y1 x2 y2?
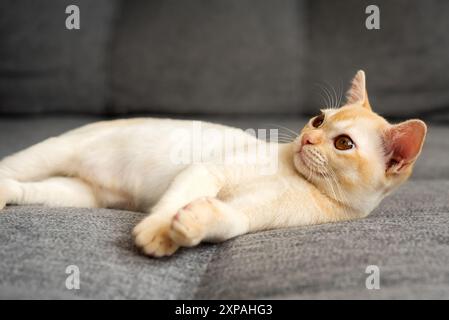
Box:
109 0 307 115
1 0 449 119
0 0 119 114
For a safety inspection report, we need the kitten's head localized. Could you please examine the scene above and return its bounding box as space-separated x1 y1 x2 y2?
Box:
293 70 427 216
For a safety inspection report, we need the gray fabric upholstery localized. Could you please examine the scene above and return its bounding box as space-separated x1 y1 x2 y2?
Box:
307 0 449 118
2 1 449 117
195 179 449 299
0 116 449 299
0 206 216 299
0 0 118 114
110 0 307 114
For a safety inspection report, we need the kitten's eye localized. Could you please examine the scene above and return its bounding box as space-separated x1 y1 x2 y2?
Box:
334 135 355 150
312 113 325 128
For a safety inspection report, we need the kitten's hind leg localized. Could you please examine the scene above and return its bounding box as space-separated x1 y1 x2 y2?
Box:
169 197 250 247
0 136 76 182
0 177 98 210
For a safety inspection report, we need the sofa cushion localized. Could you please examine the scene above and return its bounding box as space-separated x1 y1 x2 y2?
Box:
307 0 449 118
0 179 448 299
0 206 216 299
0 0 119 114
110 0 308 114
194 179 449 299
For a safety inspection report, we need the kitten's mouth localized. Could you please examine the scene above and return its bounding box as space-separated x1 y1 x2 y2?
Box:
296 148 327 177
297 151 314 174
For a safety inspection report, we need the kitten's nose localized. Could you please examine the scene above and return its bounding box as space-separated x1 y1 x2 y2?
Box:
301 132 322 146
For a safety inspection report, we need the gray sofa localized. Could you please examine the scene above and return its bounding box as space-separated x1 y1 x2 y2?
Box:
1 1 449 299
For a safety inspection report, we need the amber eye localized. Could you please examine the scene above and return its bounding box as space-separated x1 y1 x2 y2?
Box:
334 135 355 150
312 113 325 128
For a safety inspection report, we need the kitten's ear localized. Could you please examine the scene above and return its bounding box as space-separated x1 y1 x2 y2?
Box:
346 70 371 110
383 120 427 175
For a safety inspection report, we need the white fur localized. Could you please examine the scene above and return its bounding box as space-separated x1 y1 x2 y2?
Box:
0 118 356 255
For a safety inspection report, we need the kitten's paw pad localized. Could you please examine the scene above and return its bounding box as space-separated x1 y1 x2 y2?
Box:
169 197 218 247
169 210 205 247
133 216 179 257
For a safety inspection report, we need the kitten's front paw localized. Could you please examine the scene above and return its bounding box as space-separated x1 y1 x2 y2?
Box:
132 215 179 257
169 197 218 247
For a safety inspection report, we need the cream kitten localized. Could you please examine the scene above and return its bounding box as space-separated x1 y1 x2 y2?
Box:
0 71 426 257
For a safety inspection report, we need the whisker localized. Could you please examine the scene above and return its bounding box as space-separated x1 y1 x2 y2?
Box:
276 139 295 144
307 164 314 182
327 167 351 215
325 171 349 219
324 81 339 109
317 82 334 109
275 125 299 138
313 83 332 108
272 134 296 142
323 172 339 205
275 132 297 139
264 123 299 139
257 123 300 144
276 138 295 144
327 169 343 200
337 79 344 108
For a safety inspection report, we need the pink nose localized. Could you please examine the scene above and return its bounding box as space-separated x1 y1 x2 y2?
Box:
301 132 321 146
